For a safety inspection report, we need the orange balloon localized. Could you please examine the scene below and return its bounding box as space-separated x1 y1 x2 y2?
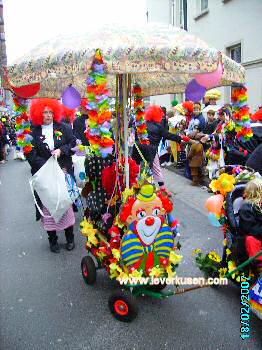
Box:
205 194 224 214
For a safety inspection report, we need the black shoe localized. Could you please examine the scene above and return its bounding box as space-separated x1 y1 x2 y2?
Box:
66 241 75 251
49 242 60 253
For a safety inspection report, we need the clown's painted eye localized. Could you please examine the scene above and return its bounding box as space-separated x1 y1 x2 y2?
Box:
137 209 146 219
152 207 161 216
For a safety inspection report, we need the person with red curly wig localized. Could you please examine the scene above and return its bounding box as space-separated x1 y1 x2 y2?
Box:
27 99 77 253
132 105 189 193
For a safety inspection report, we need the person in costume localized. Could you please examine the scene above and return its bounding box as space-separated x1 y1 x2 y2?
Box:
73 98 89 146
239 178 262 274
120 183 178 274
187 102 206 134
201 106 235 178
202 89 222 120
145 105 189 192
27 99 77 253
187 129 205 186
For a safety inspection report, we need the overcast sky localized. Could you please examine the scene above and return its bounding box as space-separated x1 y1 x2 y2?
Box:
3 0 147 64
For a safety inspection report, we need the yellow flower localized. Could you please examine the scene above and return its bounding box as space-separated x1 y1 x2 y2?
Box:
228 260 237 279
96 251 107 260
166 264 176 278
215 173 236 196
129 269 143 278
112 248 121 261
219 267 228 278
209 179 218 193
226 248 232 256
122 188 135 203
169 251 183 265
192 248 202 256
149 266 165 278
223 239 227 247
208 251 221 263
116 271 129 282
109 263 123 279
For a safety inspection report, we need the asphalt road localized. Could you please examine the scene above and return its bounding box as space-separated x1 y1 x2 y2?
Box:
0 158 261 350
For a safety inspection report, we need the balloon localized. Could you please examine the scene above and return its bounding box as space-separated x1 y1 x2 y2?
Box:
62 85 81 109
205 194 224 214
194 61 223 89
185 79 206 102
208 213 222 227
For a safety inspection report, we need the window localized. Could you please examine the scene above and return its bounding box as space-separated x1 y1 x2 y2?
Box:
200 0 208 11
228 44 241 63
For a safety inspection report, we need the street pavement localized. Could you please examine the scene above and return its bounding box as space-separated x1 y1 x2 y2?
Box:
0 158 261 350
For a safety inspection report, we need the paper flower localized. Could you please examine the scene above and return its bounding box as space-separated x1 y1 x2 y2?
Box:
228 260 237 279
112 248 121 261
219 267 228 278
209 173 236 196
208 251 221 263
169 251 183 265
166 264 176 278
129 269 143 278
148 266 165 278
133 83 150 145
54 130 62 140
192 248 202 256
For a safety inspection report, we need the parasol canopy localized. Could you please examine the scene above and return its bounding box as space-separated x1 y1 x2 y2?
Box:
4 23 245 98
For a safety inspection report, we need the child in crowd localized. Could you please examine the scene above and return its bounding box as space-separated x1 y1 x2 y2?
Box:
239 178 262 274
187 128 205 186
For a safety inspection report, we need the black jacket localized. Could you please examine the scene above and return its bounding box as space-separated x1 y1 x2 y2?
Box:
203 120 219 135
239 202 262 237
27 122 76 175
246 144 262 175
147 121 181 146
73 114 89 146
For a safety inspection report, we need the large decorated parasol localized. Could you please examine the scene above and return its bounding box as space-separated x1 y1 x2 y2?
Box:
4 23 245 98
3 23 246 187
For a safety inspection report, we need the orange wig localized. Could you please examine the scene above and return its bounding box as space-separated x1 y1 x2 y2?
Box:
30 99 63 126
145 105 164 123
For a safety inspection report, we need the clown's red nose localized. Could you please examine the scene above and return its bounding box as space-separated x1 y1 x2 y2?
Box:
145 217 155 226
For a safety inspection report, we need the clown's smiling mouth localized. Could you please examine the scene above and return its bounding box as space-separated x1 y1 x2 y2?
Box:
139 226 159 237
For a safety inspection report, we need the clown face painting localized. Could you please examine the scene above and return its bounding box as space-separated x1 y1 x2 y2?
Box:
120 184 176 273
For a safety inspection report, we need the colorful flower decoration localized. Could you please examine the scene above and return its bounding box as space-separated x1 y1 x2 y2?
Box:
54 130 62 140
209 173 236 196
85 49 114 157
133 83 150 145
13 96 33 154
231 86 253 141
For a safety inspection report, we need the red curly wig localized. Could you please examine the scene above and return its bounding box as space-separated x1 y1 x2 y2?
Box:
251 107 262 122
30 99 63 126
62 105 76 123
145 105 164 123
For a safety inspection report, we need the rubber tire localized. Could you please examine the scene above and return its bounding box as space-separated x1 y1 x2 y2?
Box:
108 291 138 322
81 256 96 285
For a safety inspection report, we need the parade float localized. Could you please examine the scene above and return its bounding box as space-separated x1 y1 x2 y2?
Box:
3 23 249 321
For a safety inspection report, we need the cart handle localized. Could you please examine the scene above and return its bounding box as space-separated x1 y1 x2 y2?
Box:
225 250 262 279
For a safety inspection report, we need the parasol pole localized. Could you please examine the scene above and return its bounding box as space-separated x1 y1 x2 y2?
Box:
122 73 129 189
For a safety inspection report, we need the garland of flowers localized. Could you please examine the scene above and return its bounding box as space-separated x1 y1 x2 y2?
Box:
231 86 253 141
85 49 114 157
13 96 33 154
133 83 150 145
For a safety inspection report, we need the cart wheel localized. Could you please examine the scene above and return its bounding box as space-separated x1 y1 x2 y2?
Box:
147 282 167 292
81 256 96 285
108 291 138 322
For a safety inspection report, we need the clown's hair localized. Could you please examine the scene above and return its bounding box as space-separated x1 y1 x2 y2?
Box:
244 178 262 212
30 99 62 126
62 105 76 123
145 105 164 123
157 191 173 213
119 197 136 223
182 101 194 113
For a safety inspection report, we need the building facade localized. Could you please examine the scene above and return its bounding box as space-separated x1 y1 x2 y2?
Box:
146 0 262 112
0 0 7 104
